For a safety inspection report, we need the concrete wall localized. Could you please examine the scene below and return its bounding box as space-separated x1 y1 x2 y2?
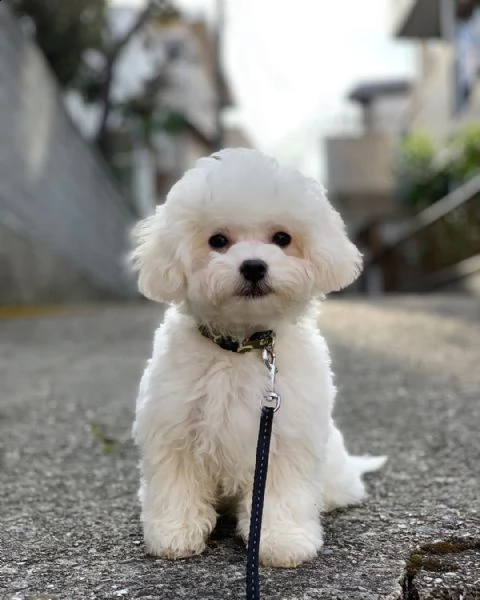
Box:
0 222 117 304
0 5 137 304
326 132 402 230
326 134 395 196
325 87 411 231
366 94 410 135
406 43 455 139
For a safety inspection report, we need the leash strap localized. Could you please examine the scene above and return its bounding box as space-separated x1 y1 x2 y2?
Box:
246 406 275 600
246 343 280 600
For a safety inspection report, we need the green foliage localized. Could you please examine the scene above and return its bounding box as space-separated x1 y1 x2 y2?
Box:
6 0 107 88
449 123 480 181
396 124 480 211
398 131 436 168
120 73 186 141
395 131 450 211
391 127 480 284
156 110 186 134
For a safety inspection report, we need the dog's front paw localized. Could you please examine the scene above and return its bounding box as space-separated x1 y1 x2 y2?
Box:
259 522 323 568
144 521 207 559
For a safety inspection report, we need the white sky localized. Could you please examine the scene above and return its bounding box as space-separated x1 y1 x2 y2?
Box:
111 0 415 178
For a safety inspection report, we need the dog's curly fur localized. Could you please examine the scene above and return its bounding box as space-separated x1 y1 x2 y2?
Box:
130 148 386 568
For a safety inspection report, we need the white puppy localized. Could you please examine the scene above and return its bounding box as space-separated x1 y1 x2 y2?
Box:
130 148 385 568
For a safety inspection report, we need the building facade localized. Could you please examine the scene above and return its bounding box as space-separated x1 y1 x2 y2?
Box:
393 0 480 136
325 80 411 233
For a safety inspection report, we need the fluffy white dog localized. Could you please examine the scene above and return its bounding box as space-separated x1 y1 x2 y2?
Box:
130 148 385 568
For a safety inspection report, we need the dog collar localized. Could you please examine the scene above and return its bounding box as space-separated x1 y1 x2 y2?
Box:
198 325 275 353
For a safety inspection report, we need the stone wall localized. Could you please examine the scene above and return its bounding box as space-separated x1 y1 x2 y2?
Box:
0 5 137 304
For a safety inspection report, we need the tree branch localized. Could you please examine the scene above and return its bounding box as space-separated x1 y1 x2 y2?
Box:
96 0 177 153
109 2 155 62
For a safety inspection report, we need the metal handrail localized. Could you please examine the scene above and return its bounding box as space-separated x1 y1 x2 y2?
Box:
370 172 480 263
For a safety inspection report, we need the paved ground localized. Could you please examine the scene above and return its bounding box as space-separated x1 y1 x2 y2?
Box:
1 296 479 600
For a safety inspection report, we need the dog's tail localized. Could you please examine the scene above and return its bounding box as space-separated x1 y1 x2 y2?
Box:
322 425 387 512
349 454 387 474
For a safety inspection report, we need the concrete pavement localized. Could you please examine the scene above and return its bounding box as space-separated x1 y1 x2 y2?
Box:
1 296 479 600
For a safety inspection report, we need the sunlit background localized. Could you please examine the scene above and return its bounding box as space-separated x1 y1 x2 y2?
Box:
0 0 479 302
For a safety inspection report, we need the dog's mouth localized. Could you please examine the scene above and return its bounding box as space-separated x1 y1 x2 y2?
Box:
236 282 273 299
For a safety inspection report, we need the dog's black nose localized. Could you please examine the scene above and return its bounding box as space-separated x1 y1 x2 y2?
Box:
240 259 268 282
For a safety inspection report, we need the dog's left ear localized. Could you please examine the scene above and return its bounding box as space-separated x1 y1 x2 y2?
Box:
306 186 363 294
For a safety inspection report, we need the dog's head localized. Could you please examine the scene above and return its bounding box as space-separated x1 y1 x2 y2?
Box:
130 148 361 327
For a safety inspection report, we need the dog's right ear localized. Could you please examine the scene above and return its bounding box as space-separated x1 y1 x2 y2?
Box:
129 205 186 304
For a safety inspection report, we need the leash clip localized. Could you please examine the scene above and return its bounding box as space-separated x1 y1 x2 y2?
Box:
261 343 281 412
262 391 281 412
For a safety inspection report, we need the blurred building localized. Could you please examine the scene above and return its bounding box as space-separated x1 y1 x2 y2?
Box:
325 79 411 232
393 0 480 136
327 0 480 236
67 6 239 217
223 125 254 148
347 0 480 295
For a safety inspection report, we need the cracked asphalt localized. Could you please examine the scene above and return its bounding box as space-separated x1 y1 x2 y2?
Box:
1 296 479 600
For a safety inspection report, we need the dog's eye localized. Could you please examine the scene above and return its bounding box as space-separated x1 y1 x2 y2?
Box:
271 231 291 248
209 233 229 249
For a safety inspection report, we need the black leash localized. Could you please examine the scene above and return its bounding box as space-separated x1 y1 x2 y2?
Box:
246 406 275 600
246 343 281 600
198 325 279 599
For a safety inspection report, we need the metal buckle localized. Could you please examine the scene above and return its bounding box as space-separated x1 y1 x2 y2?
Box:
262 343 281 412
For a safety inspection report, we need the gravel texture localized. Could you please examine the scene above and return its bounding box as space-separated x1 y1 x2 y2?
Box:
0 296 479 600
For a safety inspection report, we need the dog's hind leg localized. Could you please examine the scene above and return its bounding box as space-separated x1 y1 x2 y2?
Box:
322 423 386 512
